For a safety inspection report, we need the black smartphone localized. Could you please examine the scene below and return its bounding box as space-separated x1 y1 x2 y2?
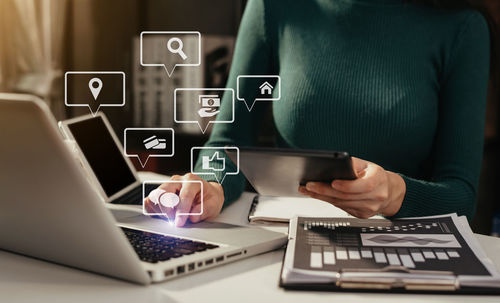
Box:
226 147 356 197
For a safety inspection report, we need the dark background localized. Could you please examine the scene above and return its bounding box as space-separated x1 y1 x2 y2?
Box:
31 0 500 235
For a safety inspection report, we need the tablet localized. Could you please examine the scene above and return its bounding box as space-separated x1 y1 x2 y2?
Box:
226 147 357 197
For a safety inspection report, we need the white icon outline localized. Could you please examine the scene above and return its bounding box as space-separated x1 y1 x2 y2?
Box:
88 77 103 100
124 128 175 168
174 88 235 134
202 151 225 172
259 81 273 95
197 94 221 118
142 180 203 216
64 71 126 117
140 31 201 77
148 188 180 207
236 75 281 111
190 146 239 184
167 37 188 60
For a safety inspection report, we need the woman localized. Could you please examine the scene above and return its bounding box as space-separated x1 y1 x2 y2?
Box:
145 0 496 227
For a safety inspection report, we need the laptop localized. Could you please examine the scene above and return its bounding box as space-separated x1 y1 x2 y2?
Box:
0 93 287 284
58 113 144 205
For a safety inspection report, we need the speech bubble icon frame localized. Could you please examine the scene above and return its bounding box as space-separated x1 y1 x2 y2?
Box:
190 146 239 184
174 88 235 134
142 180 203 217
236 75 281 111
124 128 175 168
64 71 126 116
140 31 201 78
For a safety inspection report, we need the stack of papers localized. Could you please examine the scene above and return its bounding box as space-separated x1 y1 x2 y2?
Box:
281 213 500 291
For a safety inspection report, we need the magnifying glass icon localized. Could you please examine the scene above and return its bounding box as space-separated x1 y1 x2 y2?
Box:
167 37 188 60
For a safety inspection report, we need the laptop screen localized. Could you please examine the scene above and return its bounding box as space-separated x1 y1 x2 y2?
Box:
67 116 137 197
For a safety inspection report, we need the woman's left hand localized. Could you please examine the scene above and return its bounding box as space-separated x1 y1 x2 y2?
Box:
298 157 406 218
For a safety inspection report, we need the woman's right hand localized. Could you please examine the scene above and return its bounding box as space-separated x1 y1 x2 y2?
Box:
143 173 225 227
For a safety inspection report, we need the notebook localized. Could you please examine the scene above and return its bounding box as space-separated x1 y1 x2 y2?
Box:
280 213 500 293
248 195 381 224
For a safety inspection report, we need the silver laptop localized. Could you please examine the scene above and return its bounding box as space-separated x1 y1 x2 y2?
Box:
0 93 287 284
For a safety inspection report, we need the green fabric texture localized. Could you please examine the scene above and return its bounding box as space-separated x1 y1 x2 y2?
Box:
194 0 490 220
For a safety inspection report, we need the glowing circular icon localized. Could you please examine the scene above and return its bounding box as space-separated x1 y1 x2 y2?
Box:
148 189 180 208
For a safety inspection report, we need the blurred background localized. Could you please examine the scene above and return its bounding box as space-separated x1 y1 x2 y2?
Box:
0 0 498 235
0 0 246 173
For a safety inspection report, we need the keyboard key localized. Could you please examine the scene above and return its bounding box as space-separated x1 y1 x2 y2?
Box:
121 227 218 264
111 185 143 205
447 250 460 258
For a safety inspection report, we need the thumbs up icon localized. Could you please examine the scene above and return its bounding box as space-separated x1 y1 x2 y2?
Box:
201 152 225 172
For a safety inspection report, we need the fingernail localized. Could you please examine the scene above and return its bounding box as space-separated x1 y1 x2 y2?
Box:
306 182 315 190
175 216 183 227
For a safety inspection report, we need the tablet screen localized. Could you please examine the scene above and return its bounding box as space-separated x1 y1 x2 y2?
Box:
67 116 137 197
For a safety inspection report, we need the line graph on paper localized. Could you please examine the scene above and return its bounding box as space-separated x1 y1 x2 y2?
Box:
360 233 462 248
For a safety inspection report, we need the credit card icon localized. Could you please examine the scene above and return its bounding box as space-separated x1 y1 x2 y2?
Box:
143 135 167 150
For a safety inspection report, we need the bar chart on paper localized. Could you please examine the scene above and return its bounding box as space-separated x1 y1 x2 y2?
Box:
294 216 490 276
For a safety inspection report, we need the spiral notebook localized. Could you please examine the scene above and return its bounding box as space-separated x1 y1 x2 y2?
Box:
248 195 381 224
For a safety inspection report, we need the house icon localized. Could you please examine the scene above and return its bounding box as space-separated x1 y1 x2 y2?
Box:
259 81 273 95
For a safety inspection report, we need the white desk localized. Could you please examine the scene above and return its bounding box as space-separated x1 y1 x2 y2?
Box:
2 173 500 303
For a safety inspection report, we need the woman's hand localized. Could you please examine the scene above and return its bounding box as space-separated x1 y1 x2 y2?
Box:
298 157 406 218
144 173 224 227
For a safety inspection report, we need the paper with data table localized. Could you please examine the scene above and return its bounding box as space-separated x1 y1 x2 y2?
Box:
281 213 500 290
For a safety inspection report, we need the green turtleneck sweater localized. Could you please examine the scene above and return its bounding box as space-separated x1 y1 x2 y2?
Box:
195 0 490 220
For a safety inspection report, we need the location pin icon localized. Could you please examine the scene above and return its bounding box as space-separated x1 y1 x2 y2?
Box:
89 77 103 100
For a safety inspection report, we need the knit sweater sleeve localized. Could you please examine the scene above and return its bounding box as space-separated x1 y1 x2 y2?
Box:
194 0 277 205
393 12 490 221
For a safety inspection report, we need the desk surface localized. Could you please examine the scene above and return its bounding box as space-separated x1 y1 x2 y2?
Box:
2 172 500 303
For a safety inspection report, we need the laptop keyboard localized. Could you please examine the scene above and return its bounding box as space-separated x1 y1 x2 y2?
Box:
121 227 219 263
111 185 143 205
